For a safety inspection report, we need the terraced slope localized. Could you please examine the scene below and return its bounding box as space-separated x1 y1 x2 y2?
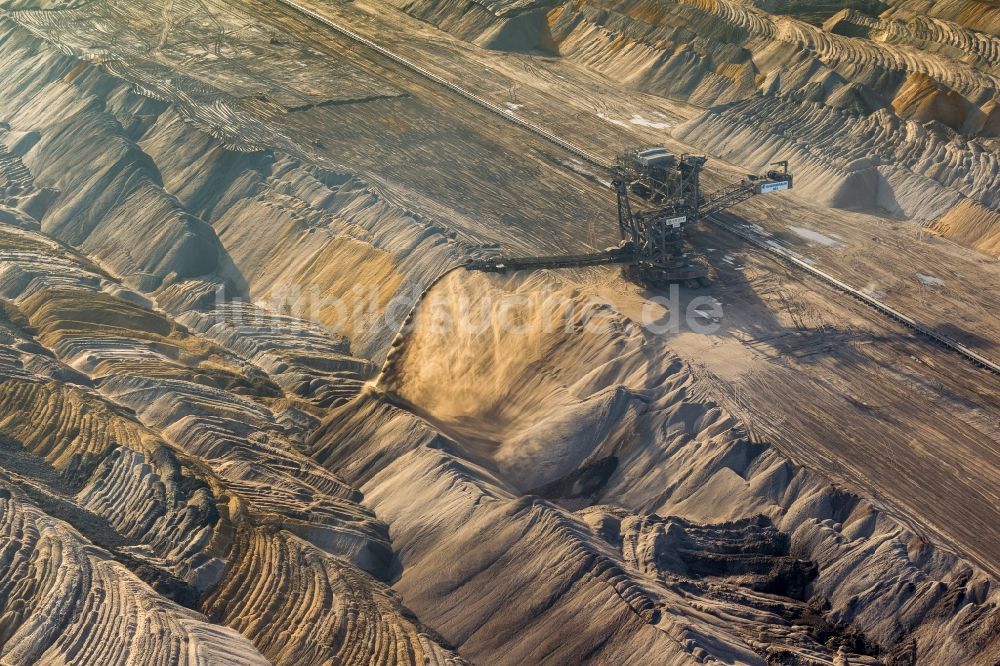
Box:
0 0 998 663
0 22 467 656
387 0 1000 250
0 215 464 664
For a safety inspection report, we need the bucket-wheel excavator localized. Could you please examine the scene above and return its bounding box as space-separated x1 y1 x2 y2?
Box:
466 148 793 287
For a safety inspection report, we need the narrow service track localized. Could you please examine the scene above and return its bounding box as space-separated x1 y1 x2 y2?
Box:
272 0 1000 377
273 0 609 169
711 216 1000 375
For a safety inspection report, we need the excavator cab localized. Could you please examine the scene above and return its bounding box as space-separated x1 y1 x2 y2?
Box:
763 160 793 188
759 161 793 193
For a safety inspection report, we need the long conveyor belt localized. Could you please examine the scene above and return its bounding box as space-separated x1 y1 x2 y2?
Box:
274 0 999 377
465 249 634 272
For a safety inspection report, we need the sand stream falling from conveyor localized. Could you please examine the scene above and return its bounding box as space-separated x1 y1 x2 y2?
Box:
312 269 1000 664
1 0 999 662
261 0 1000 377
376 263 467 385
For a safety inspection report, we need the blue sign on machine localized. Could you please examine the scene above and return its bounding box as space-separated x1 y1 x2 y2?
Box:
758 180 790 194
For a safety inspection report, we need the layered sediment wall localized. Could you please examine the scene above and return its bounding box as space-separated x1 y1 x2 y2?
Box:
309 271 1000 665
0 1 997 663
388 0 1000 248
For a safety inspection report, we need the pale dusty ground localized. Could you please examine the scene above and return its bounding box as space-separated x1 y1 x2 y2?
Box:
1 0 999 662
264 0 1000 576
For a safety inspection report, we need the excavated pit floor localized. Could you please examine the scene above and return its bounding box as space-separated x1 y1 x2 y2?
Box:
0 0 998 662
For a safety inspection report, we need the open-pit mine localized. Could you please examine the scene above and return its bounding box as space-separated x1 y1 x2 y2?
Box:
0 0 998 663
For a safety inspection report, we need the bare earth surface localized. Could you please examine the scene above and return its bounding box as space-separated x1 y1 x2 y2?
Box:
0 0 998 663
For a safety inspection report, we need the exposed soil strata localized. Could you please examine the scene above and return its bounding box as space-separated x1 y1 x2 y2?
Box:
0 484 268 664
309 272 1000 664
883 0 1000 36
930 197 1000 256
203 526 468 666
0 208 462 664
0 9 477 659
0 0 998 663
385 0 1000 250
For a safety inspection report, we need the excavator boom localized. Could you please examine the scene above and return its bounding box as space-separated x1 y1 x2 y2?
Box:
466 151 792 286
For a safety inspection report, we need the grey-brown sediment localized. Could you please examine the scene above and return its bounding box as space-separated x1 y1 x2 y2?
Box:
0 0 997 663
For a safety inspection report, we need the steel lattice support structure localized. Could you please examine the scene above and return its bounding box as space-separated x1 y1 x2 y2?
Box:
468 150 792 287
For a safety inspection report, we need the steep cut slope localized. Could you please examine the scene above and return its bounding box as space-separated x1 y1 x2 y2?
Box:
383 0 1000 250
310 271 1000 665
930 196 1000 256
0 0 998 663
0 209 465 664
